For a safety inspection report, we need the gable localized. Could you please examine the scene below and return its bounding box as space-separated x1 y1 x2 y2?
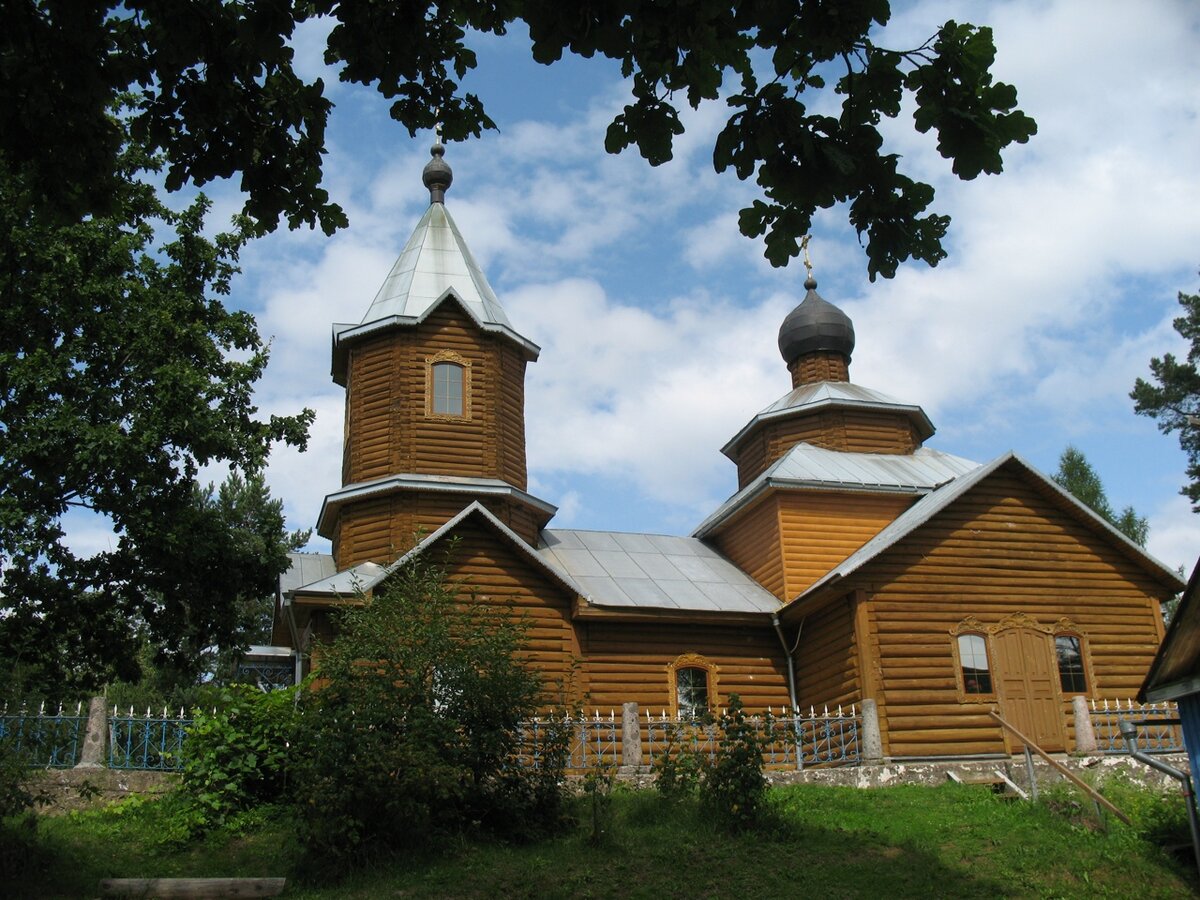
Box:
787 454 1184 616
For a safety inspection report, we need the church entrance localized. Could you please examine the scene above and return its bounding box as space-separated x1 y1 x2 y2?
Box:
993 624 1067 752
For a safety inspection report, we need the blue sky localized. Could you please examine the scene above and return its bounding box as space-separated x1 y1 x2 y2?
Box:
66 0 1200 574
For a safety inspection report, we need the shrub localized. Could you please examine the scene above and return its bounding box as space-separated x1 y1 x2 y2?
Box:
288 546 553 868
178 683 296 830
700 695 767 832
653 723 705 801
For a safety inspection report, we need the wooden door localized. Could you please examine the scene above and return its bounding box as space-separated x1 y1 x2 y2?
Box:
993 627 1066 751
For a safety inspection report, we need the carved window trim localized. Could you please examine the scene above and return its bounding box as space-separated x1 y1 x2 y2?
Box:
949 614 1092 703
425 350 472 419
667 652 719 719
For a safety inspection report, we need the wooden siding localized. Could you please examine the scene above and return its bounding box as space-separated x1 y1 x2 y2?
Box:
440 518 581 705
334 490 545 570
342 304 529 489
788 351 848 387
580 622 791 715
778 491 915 599
735 409 923 487
838 467 1171 758
709 497 786 600
792 598 860 714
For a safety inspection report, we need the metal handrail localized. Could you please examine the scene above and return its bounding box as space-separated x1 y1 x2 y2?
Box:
988 709 1130 825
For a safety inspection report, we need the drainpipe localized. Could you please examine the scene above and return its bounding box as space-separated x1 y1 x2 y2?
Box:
1119 718 1200 872
771 614 803 714
282 593 304 684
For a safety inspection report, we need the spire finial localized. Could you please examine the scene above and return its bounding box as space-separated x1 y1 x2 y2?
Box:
800 234 816 290
421 123 453 204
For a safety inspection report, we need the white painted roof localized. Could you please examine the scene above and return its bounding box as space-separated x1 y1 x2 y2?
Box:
537 530 781 615
694 443 979 537
722 381 935 458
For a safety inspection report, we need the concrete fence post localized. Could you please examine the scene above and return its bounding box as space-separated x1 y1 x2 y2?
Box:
75 696 108 768
621 701 643 772
861 698 883 765
1073 695 1097 754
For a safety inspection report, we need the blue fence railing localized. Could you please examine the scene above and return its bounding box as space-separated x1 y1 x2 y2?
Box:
645 705 861 769
0 702 87 768
1089 699 1183 754
108 708 192 771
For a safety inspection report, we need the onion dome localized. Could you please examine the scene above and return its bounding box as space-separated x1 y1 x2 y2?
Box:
422 142 453 203
777 275 855 367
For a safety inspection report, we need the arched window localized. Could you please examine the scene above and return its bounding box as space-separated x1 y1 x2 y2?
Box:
676 667 710 719
431 360 464 416
1055 634 1088 693
957 633 993 695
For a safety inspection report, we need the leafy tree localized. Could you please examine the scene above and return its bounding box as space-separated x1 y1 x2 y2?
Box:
3 1 1034 278
289 546 559 868
1131 285 1200 510
0 133 313 692
1052 445 1148 547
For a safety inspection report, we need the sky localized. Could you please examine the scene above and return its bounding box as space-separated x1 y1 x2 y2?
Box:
69 0 1200 575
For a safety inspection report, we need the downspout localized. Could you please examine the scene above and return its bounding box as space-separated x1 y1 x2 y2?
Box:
772 613 804 714
283 593 303 684
1119 719 1200 872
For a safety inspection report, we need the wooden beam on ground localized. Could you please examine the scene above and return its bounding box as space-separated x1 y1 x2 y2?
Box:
99 877 286 898
988 710 1131 825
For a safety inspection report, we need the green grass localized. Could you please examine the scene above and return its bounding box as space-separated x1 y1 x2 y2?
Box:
5 782 1197 898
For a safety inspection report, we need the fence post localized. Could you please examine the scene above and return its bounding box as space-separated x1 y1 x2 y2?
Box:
861 698 883 765
621 701 643 772
1072 695 1097 754
75 696 108 769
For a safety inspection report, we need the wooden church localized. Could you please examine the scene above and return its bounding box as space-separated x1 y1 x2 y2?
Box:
275 143 1183 760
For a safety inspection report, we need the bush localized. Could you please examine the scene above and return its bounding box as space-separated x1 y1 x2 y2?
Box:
653 723 706 801
699 695 767 832
288 546 554 869
178 684 296 831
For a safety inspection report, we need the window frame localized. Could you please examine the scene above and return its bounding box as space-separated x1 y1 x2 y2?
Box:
1053 632 1090 695
955 632 996 699
667 652 718 720
425 350 471 419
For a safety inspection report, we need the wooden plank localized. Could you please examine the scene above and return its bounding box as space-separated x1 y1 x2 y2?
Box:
99 878 286 898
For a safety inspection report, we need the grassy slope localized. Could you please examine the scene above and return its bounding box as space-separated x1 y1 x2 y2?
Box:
9 782 1197 899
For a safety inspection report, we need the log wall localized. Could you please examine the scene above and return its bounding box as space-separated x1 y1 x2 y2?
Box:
734 409 924 488
580 621 791 715
838 466 1172 758
792 597 860 714
342 303 529 489
778 491 914 598
334 490 544 569
709 497 785 600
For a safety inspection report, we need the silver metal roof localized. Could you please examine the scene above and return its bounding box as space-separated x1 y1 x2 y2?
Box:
278 551 338 597
316 473 557 538
790 451 1185 606
694 443 979 537
286 559 387 598
722 381 936 458
361 202 510 331
537 530 781 615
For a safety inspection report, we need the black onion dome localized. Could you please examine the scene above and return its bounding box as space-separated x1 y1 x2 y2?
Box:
777 275 855 365
422 142 453 202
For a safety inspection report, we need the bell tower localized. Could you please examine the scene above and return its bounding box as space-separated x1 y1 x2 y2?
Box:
317 143 556 568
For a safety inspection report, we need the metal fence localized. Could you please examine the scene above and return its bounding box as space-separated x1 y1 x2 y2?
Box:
0 701 87 768
1089 698 1183 754
515 711 620 772
645 705 861 770
108 707 192 771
